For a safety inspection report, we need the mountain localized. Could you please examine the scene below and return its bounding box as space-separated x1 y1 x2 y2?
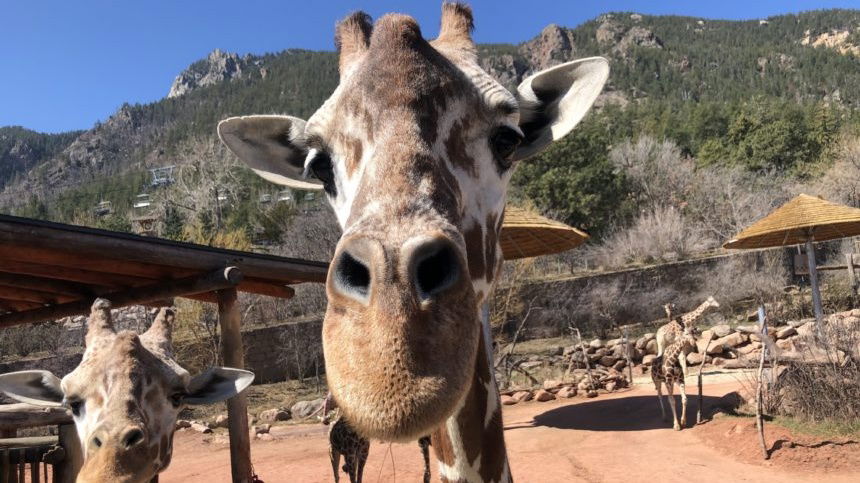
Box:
2 9 860 225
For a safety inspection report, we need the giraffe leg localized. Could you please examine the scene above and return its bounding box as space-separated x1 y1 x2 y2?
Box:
330 447 341 483
654 375 667 421
679 379 688 429
355 441 369 483
665 378 681 431
419 436 431 483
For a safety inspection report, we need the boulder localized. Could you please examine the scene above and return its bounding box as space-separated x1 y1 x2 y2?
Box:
635 337 648 350
737 342 762 355
598 355 618 367
190 422 212 434
735 325 759 334
697 336 724 355
775 326 797 339
512 390 533 403
257 433 274 442
534 389 556 402
686 352 705 365
290 398 325 420
563 345 579 357
749 333 762 343
605 381 617 392
612 359 627 372
586 390 599 398
213 414 229 429
259 408 291 423
712 357 726 366
175 420 192 430
714 332 747 349
501 395 517 405
253 424 271 435
589 338 605 349
543 380 563 391
642 354 657 365
776 339 795 351
711 324 733 338
645 339 658 355
557 386 577 398
606 338 622 348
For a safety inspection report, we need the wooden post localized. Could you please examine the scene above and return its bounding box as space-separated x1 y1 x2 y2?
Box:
696 332 713 425
755 306 769 460
55 424 82 483
217 288 253 483
805 238 823 334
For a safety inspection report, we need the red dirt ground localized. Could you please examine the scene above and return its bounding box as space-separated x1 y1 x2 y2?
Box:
162 379 860 482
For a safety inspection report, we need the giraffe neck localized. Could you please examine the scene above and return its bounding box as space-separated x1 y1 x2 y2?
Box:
431 331 510 483
681 300 713 327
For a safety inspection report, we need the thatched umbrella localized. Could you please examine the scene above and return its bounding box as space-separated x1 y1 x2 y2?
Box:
500 206 589 260
724 193 860 328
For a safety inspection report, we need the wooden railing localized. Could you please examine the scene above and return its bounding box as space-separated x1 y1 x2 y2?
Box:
0 404 80 483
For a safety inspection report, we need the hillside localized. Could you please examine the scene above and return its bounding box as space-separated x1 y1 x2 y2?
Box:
2 9 860 240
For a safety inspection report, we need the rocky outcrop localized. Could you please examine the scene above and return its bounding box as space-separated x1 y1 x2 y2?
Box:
168 49 247 98
596 18 663 57
519 24 577 71
801 29 860 57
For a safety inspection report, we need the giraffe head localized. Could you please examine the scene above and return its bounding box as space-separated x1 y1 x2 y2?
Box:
0 299 254 483
218 3 608 441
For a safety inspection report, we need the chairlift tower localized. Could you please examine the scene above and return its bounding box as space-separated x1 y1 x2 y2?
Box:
150 166 176 188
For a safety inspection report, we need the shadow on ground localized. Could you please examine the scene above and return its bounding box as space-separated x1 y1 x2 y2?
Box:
527 394 729 432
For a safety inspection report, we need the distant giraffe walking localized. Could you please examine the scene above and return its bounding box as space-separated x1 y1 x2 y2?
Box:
651 322 698 430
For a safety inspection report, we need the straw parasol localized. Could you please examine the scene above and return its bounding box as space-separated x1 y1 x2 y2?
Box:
724 193 860 327
500 206 589 260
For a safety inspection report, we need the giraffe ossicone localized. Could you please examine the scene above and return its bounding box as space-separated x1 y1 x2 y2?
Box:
219 3 608 481
0 299 254 483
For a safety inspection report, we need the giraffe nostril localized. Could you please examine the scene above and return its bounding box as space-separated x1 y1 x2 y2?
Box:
121 428 145 449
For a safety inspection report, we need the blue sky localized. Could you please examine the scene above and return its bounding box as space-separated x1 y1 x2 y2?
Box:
2 0 859 134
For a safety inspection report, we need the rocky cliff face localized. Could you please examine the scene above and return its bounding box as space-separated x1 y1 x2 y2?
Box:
168 49 247 98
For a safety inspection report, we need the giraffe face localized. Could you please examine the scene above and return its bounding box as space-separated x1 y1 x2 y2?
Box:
218 4 608 441
0 301 253 483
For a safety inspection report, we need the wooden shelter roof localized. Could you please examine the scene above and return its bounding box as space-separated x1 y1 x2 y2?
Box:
0 214 329 327
500 206 589 260
724 194 860 249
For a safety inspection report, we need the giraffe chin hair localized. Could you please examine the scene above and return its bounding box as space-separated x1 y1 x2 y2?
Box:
322 270 480 442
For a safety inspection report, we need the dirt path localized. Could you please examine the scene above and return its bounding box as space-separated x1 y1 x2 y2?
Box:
163 376 860 482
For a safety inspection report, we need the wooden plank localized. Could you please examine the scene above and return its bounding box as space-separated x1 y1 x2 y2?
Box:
0 259 142 289
0 300 42 313
217 288 252 483
239 280 295 299
0 286 69 305
0 215 328 283
0 438 57 449
54 425 80 483
0 273 92 298
0 405 72 432
0 268 243 328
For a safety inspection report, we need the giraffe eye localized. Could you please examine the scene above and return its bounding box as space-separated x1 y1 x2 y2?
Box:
169 393 185 408
305 150 336 197
490 126 523 169
65 398 83 417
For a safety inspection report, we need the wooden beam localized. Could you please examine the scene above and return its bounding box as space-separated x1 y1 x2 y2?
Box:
216 288 252 483
0 268 243 328
0 437 58 449
0 216 329 283
0 286 71 305
0 273 92 298
0 300 42 313
0 259 142 289
239 280 295 299
0 405 71 432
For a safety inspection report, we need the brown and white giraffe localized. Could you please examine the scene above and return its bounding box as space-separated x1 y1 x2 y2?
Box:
656 296 720 368
0 299 253 483
651 321 697 430
217 3 608 481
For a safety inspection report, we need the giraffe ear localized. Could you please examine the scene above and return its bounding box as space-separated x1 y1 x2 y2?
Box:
512 57 609 161
218 115 324 191
185 367 255 405
0 370 64 407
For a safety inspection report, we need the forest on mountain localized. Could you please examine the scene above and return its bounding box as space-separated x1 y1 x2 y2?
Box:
2 9 860 269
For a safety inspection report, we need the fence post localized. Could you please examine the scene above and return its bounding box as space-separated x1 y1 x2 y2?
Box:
217 287 253 483
55 424 82 483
